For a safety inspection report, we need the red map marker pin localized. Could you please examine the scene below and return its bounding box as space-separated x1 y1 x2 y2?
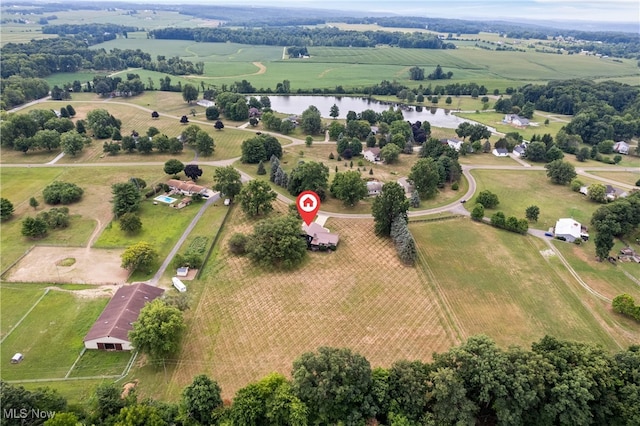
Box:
296 190 321 226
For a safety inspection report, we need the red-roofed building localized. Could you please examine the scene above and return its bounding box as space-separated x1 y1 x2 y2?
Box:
84 283 164 351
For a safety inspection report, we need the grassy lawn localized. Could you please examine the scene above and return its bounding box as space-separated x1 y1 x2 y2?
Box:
133 205 457 400
0 290 109 381
68 350 133 378
0 284 49 339
21 379 112 407
411 218 621 351
470 169 601 231
588 171 640 186
457 111 568 140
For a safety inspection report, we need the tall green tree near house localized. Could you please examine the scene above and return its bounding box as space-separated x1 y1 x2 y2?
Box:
238 180 277 217
182 83 198 104
247 215 307 270
213 166 242 199
129 299 185 361
120 241 157 273
408 158 440 199
181 375 223 426
163 159 184 177
330 171 368 206
111 182 141 218
372 182 409 237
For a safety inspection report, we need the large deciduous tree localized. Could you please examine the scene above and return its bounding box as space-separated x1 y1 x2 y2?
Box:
330 171 367 206
111 182 142 218
408 158 440 199
292 347 375 425
21 216 48 239
60 130 88 156
195 130 215 156
247 215 307 270
87 109 120 139
120 241 157 273
181 375 223 426
380 143 401 164
184 164 203 181
213 166 242 199
42 181 84 205
300 105 322 134
129 299 185 361
182 84 198 104
525 205 540 222
287 161 329 200
475 190 500 209
163 159 184 177
545 160 577 185
372 182 409 236
119 212 142 234
238 180 277 217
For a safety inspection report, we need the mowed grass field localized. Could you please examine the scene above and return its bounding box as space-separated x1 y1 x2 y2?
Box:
0 287 109 380
134 204 458 400
469 169 601 231
411 218 621 350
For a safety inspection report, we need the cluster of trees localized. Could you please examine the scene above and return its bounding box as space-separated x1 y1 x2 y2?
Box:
288 161 329 201
42 23 137 43
519 80 640 144
489 211 529 234
590 191 640 260
10 334 639 425
213 92 249 121
42 181 84 205
0 108 89 155
21 206 71 239
612 294 640 322
241 134 283 164
329 171 367 207
150 26 454 49
416 138 463 188
180 124 215 156
0 198 14 221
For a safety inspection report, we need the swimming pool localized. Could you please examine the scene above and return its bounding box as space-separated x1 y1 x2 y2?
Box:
154 195 177 204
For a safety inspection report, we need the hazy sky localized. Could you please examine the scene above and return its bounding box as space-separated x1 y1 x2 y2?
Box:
161 0 640 23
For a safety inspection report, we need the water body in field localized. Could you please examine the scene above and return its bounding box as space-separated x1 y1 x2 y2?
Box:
265 95 492 130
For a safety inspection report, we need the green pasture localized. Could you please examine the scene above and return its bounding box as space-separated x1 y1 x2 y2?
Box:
457 110 568 140
21 379 111 407
469 169 600 231
68 350 132 378
0 289 109 380
0 165 177 271
588 171 640 186
411 218 620 350
552 240 640 302
0 284 49 339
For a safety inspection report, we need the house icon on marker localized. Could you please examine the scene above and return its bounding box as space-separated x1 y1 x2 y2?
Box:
303 198 314 208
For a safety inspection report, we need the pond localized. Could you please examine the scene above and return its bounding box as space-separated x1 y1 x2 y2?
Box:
264 95 494 131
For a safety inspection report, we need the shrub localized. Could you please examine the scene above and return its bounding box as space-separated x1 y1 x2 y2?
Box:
37 207 70 229
42 182 84 205
451 182 459 190
612 294 640 322
227 233 249 255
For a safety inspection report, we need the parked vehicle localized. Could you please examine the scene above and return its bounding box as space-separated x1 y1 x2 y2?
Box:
172 277 187 292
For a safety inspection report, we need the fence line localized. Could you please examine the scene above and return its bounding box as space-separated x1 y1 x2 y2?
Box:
0 245 35 279
0 288 49 345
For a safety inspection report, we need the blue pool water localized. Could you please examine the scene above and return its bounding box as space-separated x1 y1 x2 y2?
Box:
154 195 177 204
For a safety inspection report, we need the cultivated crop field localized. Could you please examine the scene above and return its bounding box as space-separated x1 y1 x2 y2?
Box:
139 204 458 400
411 218 621 350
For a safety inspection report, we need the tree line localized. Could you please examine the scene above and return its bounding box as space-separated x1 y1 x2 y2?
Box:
149 26 454 49
2 334 639 425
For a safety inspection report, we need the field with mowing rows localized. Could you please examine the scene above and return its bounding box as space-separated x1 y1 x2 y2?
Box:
134 204 458 400
410 218 623 351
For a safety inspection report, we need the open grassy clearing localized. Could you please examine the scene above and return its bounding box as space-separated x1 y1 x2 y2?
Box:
562 151 640 169
0 289 109 381
553 241 640 302
457 110 567 140
21 379 110 407
411 218 620 351
0 284 49 339
0 165 175 271
588 171 640 186
68 350 132 378
470 169 600 230
132 204 456 400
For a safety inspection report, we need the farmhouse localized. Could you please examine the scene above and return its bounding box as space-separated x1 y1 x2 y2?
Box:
554 218 588 242
513 144 527 157
606 185 628 201
84 283 164 351
503 114 530 127
492 148 509 157
166 179 208 196
302 222 339 251
397 177 414 196
613 141 629 155
363 147 381 163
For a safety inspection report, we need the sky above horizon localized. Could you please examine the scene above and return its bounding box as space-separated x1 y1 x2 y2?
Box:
112 0 639 23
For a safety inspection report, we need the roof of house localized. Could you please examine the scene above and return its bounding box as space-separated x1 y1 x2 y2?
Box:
555 218 582 239
514 145 526 154
364 147 381 156
167 179 206 194
366 181 383 192
84 283 164 343
494 148 509 154
302 222 340 246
